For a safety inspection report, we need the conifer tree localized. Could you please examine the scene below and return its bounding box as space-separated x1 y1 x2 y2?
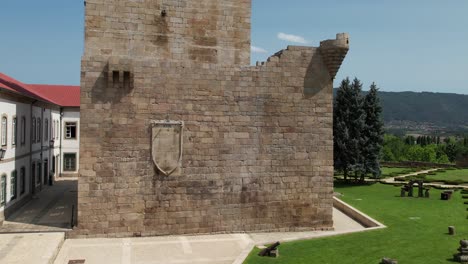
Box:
362 82 384 179
349 78 366 181
334 78 353 180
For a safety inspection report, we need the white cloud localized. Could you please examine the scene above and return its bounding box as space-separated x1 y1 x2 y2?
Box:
277 32 308 44
251 45 268 54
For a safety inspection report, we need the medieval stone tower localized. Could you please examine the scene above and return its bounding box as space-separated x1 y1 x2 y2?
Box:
77 0 349 238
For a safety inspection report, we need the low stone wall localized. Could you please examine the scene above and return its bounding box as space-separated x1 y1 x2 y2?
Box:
333 197 385 228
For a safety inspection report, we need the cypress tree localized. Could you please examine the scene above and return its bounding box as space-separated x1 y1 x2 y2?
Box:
362 82 384 179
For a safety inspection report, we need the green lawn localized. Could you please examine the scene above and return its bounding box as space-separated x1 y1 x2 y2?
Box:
335 167 417 179
381 167 417 177
244 183 468 264
425 169 468 184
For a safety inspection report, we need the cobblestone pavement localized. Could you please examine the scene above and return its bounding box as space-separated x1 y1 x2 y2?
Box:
0 178 77 233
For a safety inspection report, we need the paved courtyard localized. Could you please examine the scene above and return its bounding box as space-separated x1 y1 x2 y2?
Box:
0 181 379 264
54 208 370 264
0 232 64 264
0 178 76 233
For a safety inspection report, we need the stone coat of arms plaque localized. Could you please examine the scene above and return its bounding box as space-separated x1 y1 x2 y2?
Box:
151 120 184 176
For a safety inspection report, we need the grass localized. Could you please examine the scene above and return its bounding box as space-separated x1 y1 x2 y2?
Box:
380 167 418 178
244 183 468 264
335 167 420 179
425 169 468 184
402 169 468 185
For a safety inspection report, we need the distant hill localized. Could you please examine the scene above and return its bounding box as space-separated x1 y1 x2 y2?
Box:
333 89 468 134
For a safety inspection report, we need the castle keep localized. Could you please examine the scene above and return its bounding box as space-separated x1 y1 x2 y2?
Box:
77 0 349 237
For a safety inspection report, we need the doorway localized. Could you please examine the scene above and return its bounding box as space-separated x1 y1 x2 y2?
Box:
31 163 36 194
44 159 48 185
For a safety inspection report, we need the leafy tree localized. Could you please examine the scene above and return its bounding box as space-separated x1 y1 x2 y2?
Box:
444 143 461 162
362 83 384 179
455 146 468 167
407 145 424 161
383 134 409 161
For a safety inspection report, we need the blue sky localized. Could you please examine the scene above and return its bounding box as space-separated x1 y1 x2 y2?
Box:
1 0 467 94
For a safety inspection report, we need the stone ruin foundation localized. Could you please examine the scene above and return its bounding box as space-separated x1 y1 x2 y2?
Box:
73 0 349 238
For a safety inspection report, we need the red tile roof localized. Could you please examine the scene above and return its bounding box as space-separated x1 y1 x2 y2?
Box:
0 72 80 107
29 84 80 107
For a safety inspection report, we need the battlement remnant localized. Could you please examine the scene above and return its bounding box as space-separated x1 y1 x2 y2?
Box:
320 33 350 80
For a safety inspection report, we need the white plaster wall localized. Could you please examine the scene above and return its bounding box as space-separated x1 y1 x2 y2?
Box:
0 97 81 217
0 156 31 212
0 98 32 214
60 109 80 174
51 111 61 177
31 105 52 188
0 98 31 159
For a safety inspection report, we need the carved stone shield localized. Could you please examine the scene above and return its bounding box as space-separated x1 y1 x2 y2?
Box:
151 120 184 176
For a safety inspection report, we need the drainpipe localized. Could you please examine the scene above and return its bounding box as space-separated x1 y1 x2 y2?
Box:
30 100 37 195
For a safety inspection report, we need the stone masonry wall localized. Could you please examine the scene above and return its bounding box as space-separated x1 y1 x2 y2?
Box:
75 0 349 238
84 0 251 65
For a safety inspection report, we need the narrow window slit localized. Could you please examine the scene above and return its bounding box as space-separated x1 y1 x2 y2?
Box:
112 71 119 86
123 71 131 88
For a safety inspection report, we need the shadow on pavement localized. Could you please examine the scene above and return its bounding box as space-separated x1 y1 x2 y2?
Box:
0 179 77 233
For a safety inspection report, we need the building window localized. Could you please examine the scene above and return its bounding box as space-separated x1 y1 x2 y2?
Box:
20 167 25 195
10 170 17 200
65 122 77 139
64 153 77 171
1 174 6 205
1 116 7 147
21 116 26 145
31 163 35 188
37 118 41 143
12 117 17 146
45 119 49 141
52 120 55 140
32 117 36 142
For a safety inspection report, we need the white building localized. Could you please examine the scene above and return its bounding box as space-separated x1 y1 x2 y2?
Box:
0 73 80 226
